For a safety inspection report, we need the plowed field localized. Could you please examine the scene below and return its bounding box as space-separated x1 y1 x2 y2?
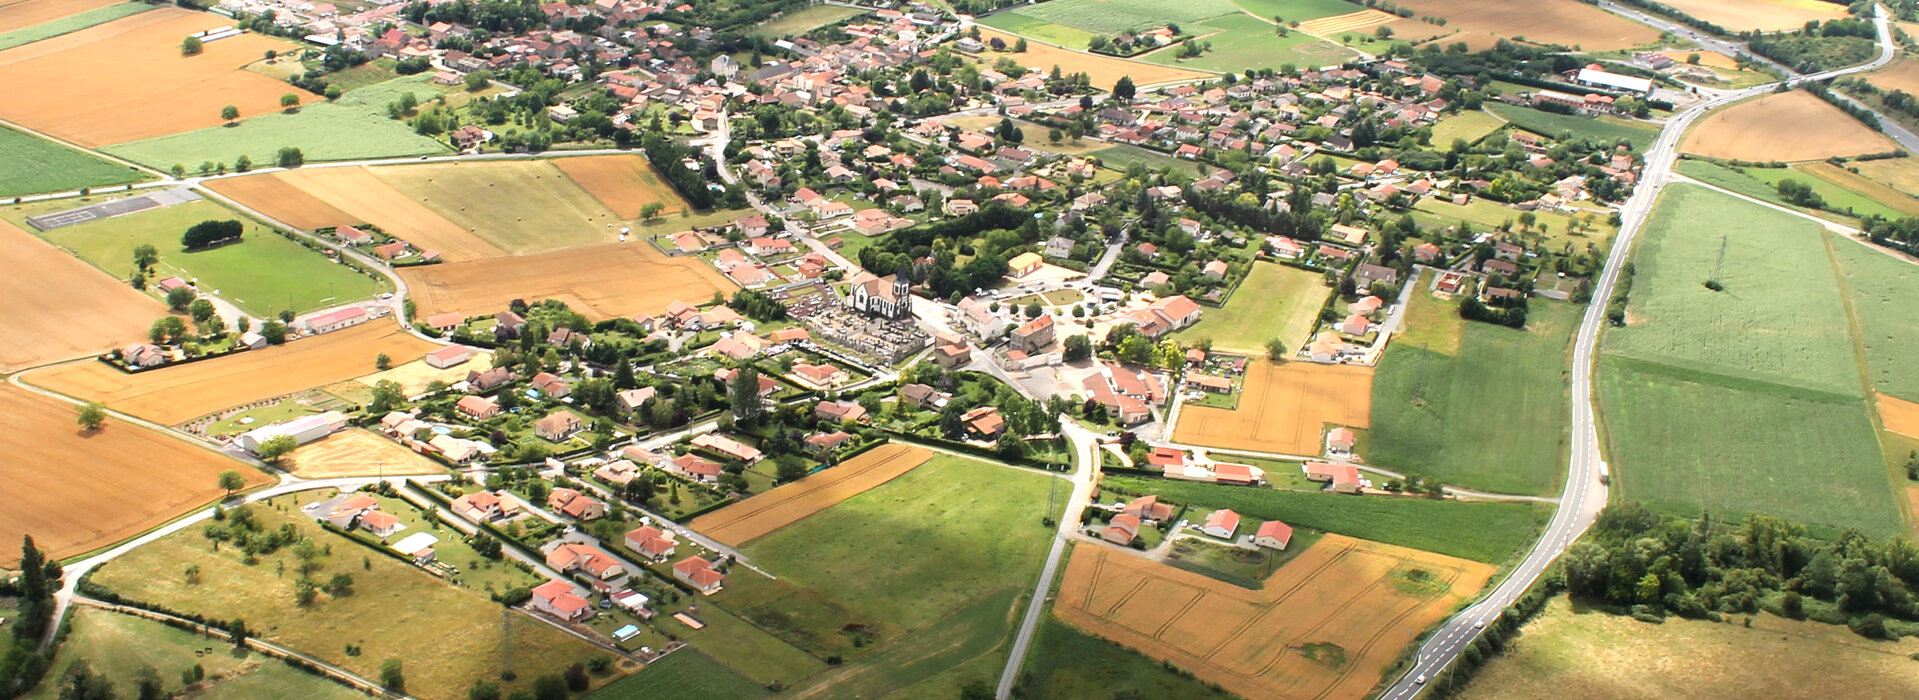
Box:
1682 90 1895 162
0 385 267 566
1386 0 1657 51
1174 361 1372 454
0 219 164 372
693 443 932 546
1057 536 1494 700
552 154 692 220
398 240 737 321
283 428 444 479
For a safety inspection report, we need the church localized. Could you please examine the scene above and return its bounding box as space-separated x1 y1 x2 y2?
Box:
846 262 913 320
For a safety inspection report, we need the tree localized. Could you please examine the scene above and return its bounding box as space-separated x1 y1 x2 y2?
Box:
76 402 107 431
622 476 655 504
1113 75 1136 102
56 660 116 700
132 244 159 272
563 663 589 691
217 469 247 497
775 455 808 482
166 285 196 311
182 35 203 56
149 315 187 343
323 573 354 596
253 435 297 464
1063 334 1092 362
533 674 568 700
639 201 666 221
368 379 406 414
188 298 216 324
1374 25 1394 39
1014 37 1028 52
220 104 239 124
15 535 51 645
728 366 764 422
381 659 405 692
1265 338 1288 362
376 353 392 370
260 320 287 344
134 665 163 700
960 680 995 700
280 93 300 111
181 219 244 249
234 155 251 173
276 147 304 168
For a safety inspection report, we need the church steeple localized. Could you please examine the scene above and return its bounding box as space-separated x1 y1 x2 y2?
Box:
892 260 912 318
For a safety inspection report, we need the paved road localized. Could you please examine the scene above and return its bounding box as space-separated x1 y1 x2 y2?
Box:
1379 6 1900 697
996 419 1100 699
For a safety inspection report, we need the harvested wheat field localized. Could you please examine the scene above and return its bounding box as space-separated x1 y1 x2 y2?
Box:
283 428 445 479
399 241 737 321
693 443 933 546
1657 0 1846 32
0 219 164 373
553 154 692 220
372 160 625 255
0 385 267 566
204 171 358 231
1175 362 1372 454
1683 90 1896 162
25 321 434 424
1877 394 1919 438
1388 0 1657 50
0 8 295 146
1058 536 1494 700
267 167 507 260
356 350 493 396
0 0 123 34
974 27 1208 87
1866 58 1919 95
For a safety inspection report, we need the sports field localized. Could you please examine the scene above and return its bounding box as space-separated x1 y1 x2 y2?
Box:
1384 0 1658 50
0 219 163 373
553 154 697 220
1173 361 1372 455
25 321 435 424
1830 238 1919 401
0 124 144 197
0 8 296 146
970 28 1209 87
1682 90 1895 162
1055 537 1494 700
373 160 627 254
692 443 932 546
210 167 506 260
282 429 445 479
1460 597 1919 700
105 73 459 168
1141 14 1356 72
0 385 267 567
1171 263 1329 353
398 241 737 321
24 606 366 700
1656 0 1847 33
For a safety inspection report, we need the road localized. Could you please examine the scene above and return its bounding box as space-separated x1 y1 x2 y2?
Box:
996 419 1100 699
1378 5 1900 697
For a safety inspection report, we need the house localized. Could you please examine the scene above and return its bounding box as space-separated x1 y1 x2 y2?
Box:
534 412 584 442
1354 263 1399 289
715 367 779 398
901 383 949 410
693 433 763 462
451 490 516 522
358 510 405 538
300 306 370 334
467 367 514 392
791 363 848 387
1350 295 1384 316
624 526 676 562
814 400 867 424
426 344 472 369
1213 462 1265 486
1123 495 1175 523
547 327 592 351
594 460 643 486
547 488 606 521
531 579 594 621
1045 236 1076 258
1201 509 1240 539
1101 513 1142 545
1183 372 1233 394
1082 363 1165 425
962 406 1004 438
932 342 970 370
1009 314 1055 354
1339 313 1372 337
372 241 409 260
1253 519 1295 550
1146 446 1185 469
120 343 168 367
616 387 657 412
1202 260 1229 279
494 312 527 338
674 556 725 594
805 430 853 453
1305 462 1363 494
238 411 347 454
456 394 500 420
955 298 1008 341
530 372 571 398
429 435 480 464
1413 242 1442 263
736 215 771 237
545 542 624 579
1326 427 1356 457
425 312 465 333
670 453 724 483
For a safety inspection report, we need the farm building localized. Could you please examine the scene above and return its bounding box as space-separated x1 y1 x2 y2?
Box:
425 344 473 369
1573 66 1652 95
238 410 346 453
299 306 371 334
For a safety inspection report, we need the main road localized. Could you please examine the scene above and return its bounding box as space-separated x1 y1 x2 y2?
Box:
1379 6 1899 697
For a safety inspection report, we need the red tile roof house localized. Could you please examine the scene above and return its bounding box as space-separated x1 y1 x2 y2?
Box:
670 453 725 483
451 490 517 522
456 394 500 420
814 400 867 424
546 542 625 580
1146 446 1185 470
1201 509 1241 539
791 362 848 387
624 526 677 562
535 411 584 442
1253 520 1295 550
1101 513 1143 546
547 488 606 521
674 555 726 594
1325 427 1356 457
1213 462 1265 486
691 433 762 462
1305 462 1364 494
425 312 466 333
962 406 1004 438
531 579 594 621
1123 495 1175 523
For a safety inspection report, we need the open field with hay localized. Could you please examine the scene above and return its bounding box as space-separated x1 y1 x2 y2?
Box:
24 606 366 700
1230 0 1366 22
0 219 164 373
1460 597 1919 700
239 167 507 260
1056 537 1494 700
105 73 460 168
552 155 695 220
1386 0 1658 50
970 28 1209 87
0 385 267 567
373 160 627 255
89 493 626 700
1171 263 1329 354
202 171 358 231
1682 90 1896 162
1657 0 1847 33
355 351 493 396
398 241 736 321
693 443 932 546
1143 13 1357 72
1851 152 1919 193
25 321 434 424
1174 361 1372 455
0 124 145 196
0 9 296 146
282 429 445 479
1831 237 1919 402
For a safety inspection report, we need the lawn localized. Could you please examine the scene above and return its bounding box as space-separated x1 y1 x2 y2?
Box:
1142 14 1357 72
1830 239 1919 401
104 73 459 169
748 4 863 38
0 1 155 51
19 198 386 316
586 650 766 700
26 606 366 700
1486 103 1659 151
1413 196 1614 249
1368 299 1577 496
1100 476 1551 563
1088 144 1194 175
1017 617 1236 700
1602 184 1859 395
1430 109 1507 148
0 124 145 197
1171 262 1330 353
1231 0 1370 22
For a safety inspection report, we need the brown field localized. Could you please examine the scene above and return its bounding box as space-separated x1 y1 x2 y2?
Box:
1662 49 1740 69
0 220 164 373
24 321 435 424
692 444 933 546
0 385 267 567
0 0 122 34
1877 394 1919 438
263 167 508 260
1174 361 1372 455
1389 0 1659 50
1460 596 1919 700
1057 536 1495 700
1852 153 1919 194
0 9 297 146
974 27 1209 87
398 240 737 321
1656 0 1846 32
283 428 444 479
355 351 493 396
203 171 359 231
1799 162 1919 217
1867 57 1919 96
552 154 691 220
1682 90 1897 162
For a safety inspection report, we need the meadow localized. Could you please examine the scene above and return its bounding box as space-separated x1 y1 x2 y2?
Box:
1830 240 1919 401
1100 476 1550 563
1486 103 1659 150
1171 262 1330 353
782 588 1020 699
1412 195 1615 248
1746 162 1919 219
25 607 365 700
1142 14 1357 72
1656 0 1847 33
0 124 145 196
1429 109 1507 147
1230 0 1369 22
748 4 863 38
586 650 766 700
1367 297 1576 496
1088 143 1193 174
982 0 1245 37
1019 617 1236 700
0 1 152 51
969 28 1209 88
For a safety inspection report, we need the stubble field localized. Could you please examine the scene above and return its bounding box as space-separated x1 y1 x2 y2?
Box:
1866 57 1919 95
1056 536 1494 700
0 219 164 373
0 385 267 567
373 160 627 254
231 167 509 260
282 429 446 479
552 154 696 220
398 241 737 321
1174 361 1372 455
1655 0 1847 32
1384 0 1658 50
1681 90 1896 162
0 0 123 33
692 443 932 546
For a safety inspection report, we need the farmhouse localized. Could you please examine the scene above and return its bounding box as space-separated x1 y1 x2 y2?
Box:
531 579 594 621
546 542 625 580
238 410 347 454
674 556 725 594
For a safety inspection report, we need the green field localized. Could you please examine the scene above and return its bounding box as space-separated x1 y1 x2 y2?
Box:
1603 184 1859 395
1142 14 1356 72
976 12 1099 48
748 4 864 38
1018 617 1237 700
1430 109 1508 147
786 588 1020 698
1412 196 1615 248
1100 476 1551 563
982 0 1245 35
1367 297 1577 496
587 650 767 700
1088 144 1193 175
1830 239 1919 401
1742 165 1910 221
0 125 145 197
104 74 458 170
15 198 385 316
1673 159 1790 204
0 1 155 51
1231 0 1368 22
26 606 364 700
1172 262 1330 353
1486 103 1659 151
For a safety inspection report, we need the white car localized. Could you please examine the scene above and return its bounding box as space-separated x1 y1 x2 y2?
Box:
1415 674 1427 684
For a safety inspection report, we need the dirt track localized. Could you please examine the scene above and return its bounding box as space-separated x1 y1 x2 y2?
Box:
692 444 933 546
0 219 165 373
1174 362 1372 455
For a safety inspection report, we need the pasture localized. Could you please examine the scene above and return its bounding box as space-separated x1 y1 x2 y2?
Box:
1368 298 1577 497
0 385 267 567
373 160 626 255
692 443 932 546
88 494 622 700
398 241 737 321
105 73 459 168
1681 90 1895 162
15 197 386 317
1088 143 1191 173
1752 162 1919 219
1383 0 1659 50
0 219 163 373
0 0 150 50
1656 0 1847 33
1602 184 1860 395
1171 263 1330 353
214 167 507 260
0 124 145 197
552 154 696 220
24 607 365 700
0 9 296 146
1173 361 1372 456
981 0 1244 36
1021 617 1235 700
1460 597 1919 700
1429 109 1506 147
1486 103 1659 151
25 321 435 424
970 28 1209 87
1830 238 1919 402
748 4 863 38
282 429 445 479
1142 14 1357 72
588 649 767 700
1230 0 1366 22
1100 476 1550 562
1054 537 1494 700
782 588 1020 699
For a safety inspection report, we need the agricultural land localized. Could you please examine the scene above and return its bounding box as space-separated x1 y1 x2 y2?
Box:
0 124 144 197
398 240 737 321
1384 0 1659 50
552 154 697 219
1170 262 1331 353
209 167 508 260
1656 0 1848 33
1830 238 1919 401
0 0 127 34
969 27 1209 87
373 160 630 254
586 649 767 700
748 4 865 39
1174 361 1373 455
1681 90 1897 162
1017 616 1235 700
691 443 933 545
24 606 367 700
0 0 154 51
280 429 447 479
0 219 164 372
